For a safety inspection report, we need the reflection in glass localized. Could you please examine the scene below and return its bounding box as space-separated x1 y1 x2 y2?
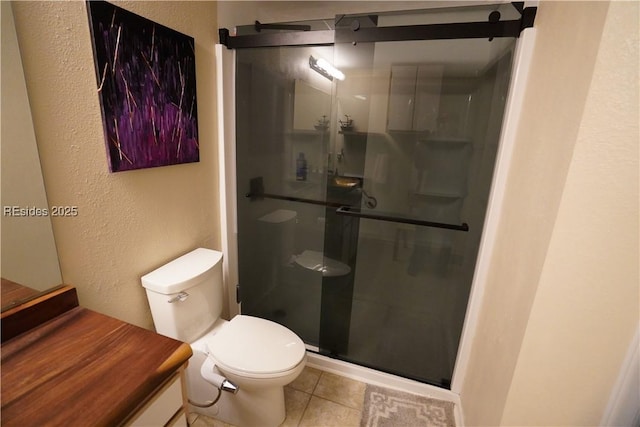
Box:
1 2 62 309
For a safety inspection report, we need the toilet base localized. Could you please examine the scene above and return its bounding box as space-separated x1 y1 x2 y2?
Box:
195 383 286 427
186 346 290 427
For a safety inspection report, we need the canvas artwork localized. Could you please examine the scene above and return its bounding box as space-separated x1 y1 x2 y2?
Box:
87 1 199 172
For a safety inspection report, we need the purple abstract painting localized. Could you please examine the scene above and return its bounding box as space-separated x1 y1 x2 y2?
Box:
87 1 199 172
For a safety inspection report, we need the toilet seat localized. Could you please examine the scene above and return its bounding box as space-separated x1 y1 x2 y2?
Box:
294 250 351 277
205 315 305 378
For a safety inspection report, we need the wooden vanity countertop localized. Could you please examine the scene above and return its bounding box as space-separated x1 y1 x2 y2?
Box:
1 277 40 303
0 306 192 427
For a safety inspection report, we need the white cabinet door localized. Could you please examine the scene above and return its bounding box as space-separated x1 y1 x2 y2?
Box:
130 374 184 427
413 65 443 132
387 65 417 131
388 64 443 132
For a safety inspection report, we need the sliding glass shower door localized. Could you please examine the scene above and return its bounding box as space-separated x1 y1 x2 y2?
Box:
235 7 517 388
236 39 337 349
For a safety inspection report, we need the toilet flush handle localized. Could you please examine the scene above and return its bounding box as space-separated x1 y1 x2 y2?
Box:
167 291 189 303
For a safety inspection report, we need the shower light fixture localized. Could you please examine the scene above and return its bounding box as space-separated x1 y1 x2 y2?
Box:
309 56 345 81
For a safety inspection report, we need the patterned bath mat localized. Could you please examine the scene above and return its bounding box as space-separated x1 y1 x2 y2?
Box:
360 384 456 427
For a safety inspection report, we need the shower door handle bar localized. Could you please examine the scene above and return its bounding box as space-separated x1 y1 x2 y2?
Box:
245 192 344 208
335 206 469 232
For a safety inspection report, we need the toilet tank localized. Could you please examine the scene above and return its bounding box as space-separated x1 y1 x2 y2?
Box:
258 209 297 265
141 248 223 343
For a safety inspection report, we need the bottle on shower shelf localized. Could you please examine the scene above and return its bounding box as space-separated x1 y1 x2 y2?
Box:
296 152 307 181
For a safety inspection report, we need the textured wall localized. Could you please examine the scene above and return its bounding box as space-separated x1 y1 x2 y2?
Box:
460 2 611 425
12 1 219 328
501 1 639 424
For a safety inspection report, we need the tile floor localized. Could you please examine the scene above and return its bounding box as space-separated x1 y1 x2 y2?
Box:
189 366 366 427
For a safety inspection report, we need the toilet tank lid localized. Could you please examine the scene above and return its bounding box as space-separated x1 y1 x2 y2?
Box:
141 248 222 294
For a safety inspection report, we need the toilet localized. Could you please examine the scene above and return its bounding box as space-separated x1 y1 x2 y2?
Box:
141 248 306 427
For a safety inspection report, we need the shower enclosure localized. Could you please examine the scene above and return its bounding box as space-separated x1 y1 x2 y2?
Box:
225 3 535 388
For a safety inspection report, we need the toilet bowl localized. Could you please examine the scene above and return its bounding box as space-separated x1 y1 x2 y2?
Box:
188 316 306 426
141 248 306 427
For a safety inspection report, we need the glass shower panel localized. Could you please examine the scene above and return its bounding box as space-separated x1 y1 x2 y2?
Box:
236 44 335 348
330 22 516 386
234 6 520 389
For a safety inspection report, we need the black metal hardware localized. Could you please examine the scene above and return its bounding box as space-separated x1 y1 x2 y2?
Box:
255 20 311 32
335 206 469 232
219 6 537 49
247 176 345 207
334 19 522 44
520 7 537 32
220 29 334 49
219 20 520 48
245 191 344 208
488 10 501 42
219 28 230 47
511 2 525 14
511 2 536 32
246 176 466 230
249 176 265 197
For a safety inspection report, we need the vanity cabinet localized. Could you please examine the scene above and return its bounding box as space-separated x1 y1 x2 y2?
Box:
0 285 193 427
129 370 188 427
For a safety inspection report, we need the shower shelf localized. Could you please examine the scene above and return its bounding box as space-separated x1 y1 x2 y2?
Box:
246 191 344 208
410 191 465 200
387 130 432 138
386 131 473 145
339 130 385 140
287 129 328 136
418 137 472 145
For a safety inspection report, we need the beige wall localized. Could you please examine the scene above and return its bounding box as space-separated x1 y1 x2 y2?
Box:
12 1 219 328
501 1 639 424
462 1 638 425
9 1 638 423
